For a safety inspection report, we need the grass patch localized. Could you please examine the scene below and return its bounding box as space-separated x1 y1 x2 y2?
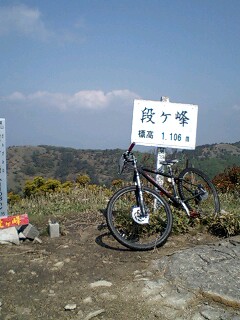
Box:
8 186 112 227
8 187 240 238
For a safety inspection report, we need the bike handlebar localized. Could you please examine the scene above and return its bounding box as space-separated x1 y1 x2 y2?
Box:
119 143 135 174
128 142 135 153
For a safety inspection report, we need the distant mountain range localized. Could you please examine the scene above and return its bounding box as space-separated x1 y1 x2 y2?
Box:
7 141 240 194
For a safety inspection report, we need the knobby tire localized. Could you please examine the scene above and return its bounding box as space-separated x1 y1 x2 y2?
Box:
178 167 220 217
106 186 173 251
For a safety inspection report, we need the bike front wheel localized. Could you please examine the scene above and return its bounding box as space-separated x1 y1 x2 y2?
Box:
106 186 173 251
178 167 220 218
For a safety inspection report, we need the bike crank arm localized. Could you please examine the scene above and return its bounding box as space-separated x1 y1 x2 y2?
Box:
179 200 190 217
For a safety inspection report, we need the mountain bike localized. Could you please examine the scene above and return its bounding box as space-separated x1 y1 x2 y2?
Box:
106 142 220 251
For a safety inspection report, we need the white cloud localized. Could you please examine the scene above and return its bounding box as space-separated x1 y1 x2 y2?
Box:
2 89 140 111
70 91 108 109
0 4 53 40
5 91 25 101
0 4 83 43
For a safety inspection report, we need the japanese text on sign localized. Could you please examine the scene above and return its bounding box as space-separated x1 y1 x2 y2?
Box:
0 214 29 229
0 118 7 217
131 99 198 149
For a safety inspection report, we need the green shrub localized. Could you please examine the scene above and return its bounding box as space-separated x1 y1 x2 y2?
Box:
8 169 240 238
207 212 240 237
76 174 91 187
172 208 191 234
8 192 21 205
24 176 73 197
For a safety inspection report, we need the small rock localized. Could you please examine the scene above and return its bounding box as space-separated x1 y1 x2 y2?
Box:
22 224 39 239
89 280 112 288
84 309 105 320
48 289 55 297
33 237 42 244
8 269 15 274
53 261 64 268
134 277 150 282
133 270 141 275
99 292 118 300
64 303 77 311
83 297 93 304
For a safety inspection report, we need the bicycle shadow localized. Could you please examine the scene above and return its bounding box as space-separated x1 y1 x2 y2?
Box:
96 209 131 252
95 231 131 252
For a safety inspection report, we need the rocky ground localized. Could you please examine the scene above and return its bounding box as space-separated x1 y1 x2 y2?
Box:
0 215 239 320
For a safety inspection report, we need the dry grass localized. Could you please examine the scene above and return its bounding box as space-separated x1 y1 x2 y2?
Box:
8 187 240 237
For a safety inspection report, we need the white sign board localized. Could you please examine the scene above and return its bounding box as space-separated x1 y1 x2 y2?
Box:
0 119 7 216
131 99 198 150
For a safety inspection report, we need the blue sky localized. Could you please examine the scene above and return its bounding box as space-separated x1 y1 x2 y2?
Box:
0 0 239 149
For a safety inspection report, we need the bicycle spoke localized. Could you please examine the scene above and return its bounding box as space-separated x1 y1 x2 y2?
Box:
106 186 172 250
178 167 220 217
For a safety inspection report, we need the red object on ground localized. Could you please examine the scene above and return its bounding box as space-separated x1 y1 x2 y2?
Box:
0 214 29 229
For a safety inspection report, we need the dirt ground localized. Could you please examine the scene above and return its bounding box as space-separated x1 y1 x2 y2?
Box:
0 214 220 320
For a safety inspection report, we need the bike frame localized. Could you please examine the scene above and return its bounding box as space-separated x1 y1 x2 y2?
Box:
140 167 181 206
127 143 191 216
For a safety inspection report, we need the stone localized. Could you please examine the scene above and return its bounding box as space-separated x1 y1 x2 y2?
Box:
133 236 240 320
89 280 112 288
99 292 118 300
33 237 42 244
53 261 64 269
22 224 39 239
83 297 93 304
64 303 77 310
0 227 19 245
48 222 60 238
84 309 105 320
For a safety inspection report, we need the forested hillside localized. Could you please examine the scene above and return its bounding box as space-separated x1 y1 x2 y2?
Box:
181 141 240 178
7 142 240 194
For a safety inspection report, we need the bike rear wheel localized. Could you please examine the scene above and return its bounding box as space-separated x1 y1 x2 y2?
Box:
106 186 173 251
178 167 220 218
